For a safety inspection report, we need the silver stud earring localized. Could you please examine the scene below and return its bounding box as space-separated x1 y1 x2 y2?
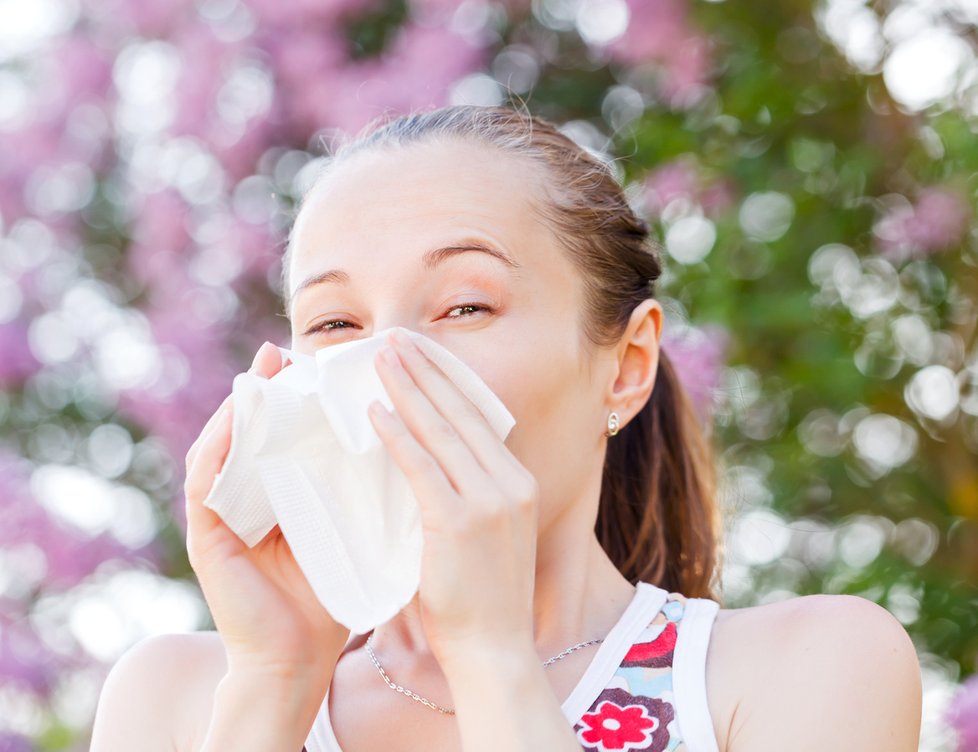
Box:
605 411 620 437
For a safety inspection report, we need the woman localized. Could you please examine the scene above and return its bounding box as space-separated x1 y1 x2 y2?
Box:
90 105 921 751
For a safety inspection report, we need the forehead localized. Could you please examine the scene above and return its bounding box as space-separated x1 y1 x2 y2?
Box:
288 140 552 287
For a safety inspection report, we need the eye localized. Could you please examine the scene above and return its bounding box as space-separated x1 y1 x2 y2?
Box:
302 303 493 336
304 319 354 336
443 303 492 319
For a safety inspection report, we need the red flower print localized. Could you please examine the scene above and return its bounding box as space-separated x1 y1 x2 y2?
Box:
575 688 674 752
580 701 656 749
621 621 677 668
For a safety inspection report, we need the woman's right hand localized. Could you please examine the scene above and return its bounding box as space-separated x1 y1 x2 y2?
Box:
183 341 351 682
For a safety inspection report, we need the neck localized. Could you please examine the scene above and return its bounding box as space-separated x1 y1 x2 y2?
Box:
368 486 637 664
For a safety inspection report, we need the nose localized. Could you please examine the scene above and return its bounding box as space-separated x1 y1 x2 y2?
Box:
371 323 414 342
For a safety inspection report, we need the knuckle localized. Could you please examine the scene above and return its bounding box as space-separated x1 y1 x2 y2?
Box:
415 451 442 476
183 472 209 505
384 413 408 437
473 492 505 511
430 419 458 443
185 544 204 574
514 490 538 511
513 472 540 507
463 504 499 530
444 515 473 537
457 402 482 424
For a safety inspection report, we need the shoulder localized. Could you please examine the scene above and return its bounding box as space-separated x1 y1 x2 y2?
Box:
704 594 921 752
90 631 228 752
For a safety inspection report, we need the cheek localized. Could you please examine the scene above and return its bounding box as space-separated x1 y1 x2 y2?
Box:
486 341 585 458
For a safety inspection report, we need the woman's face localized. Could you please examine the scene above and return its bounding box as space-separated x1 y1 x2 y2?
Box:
287 139 621 529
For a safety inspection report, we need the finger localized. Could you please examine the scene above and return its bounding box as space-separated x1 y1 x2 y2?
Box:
186 342 277 467
185 393 234 474
367 401 460 522
185 402 234 505
186 342 277 475
184 402 237 560
250 341 283 379
374 344 495 501
386 332 522 477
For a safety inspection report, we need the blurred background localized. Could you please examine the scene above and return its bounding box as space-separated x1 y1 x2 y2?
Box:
0 0 976 748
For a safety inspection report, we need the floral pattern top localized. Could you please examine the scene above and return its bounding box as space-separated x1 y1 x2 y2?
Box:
573 592 698 752
301 585 720 752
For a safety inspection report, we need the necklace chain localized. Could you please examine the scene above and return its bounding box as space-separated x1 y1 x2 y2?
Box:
363 632 603 715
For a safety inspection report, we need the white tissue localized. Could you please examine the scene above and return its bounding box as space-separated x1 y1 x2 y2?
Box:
202 326 516 634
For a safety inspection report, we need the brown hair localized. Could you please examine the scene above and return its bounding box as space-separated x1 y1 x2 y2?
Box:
281 104 723 601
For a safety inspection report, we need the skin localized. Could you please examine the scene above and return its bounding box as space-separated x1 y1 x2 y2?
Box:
89 138 922 751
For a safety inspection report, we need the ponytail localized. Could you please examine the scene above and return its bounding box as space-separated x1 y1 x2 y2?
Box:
596 350 721 600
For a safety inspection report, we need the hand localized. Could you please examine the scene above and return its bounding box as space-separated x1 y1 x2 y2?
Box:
183 341 350 680
367 329 540 664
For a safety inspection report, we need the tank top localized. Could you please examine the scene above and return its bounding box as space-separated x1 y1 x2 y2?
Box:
302 582 721 751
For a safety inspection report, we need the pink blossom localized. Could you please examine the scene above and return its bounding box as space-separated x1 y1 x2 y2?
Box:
0 34 112 224
660 323 729 420
245 0 382 29
0 450 135 591
948 674 978 751
912 188 970 248
263 27 350 138
642 160 698 216
165 27 273 171
874 187 970 262
50 34 114 108
78 0 197 37
126 190 194 287
0 623 56 696
642 158 732 218
0 609 90 698
608 0 688 63
115 293 238 467
0 733 31 752
224 214 280 282
602 0 712 105
0 319 41 387
268 27 347 84
283 21 488 136
700 178 735 216
169 26 238 141
659 35 711 105
362 21 488 112
120 192 281 467
214 110 279 179
0 124 63 222
131 190 192 252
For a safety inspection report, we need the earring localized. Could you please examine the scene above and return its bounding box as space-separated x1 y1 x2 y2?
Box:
605 411 620 437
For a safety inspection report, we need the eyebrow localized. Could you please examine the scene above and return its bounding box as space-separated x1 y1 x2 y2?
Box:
289 241 521 310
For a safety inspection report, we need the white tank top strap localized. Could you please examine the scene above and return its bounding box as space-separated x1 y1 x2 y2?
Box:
303 686 333 752
559 581 669 723
671 596 721 752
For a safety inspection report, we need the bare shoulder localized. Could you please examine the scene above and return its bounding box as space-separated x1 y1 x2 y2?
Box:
704 594 921 752
89 630 228 752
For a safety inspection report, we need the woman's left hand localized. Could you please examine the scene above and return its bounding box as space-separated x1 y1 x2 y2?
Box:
367 328 540 666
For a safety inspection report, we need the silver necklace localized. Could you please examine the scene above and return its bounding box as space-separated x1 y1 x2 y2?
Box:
364 632 603 715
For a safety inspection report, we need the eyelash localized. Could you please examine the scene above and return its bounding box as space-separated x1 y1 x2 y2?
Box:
303 303 494 336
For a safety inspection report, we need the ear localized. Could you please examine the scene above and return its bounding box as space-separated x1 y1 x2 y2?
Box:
606 299 663 429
